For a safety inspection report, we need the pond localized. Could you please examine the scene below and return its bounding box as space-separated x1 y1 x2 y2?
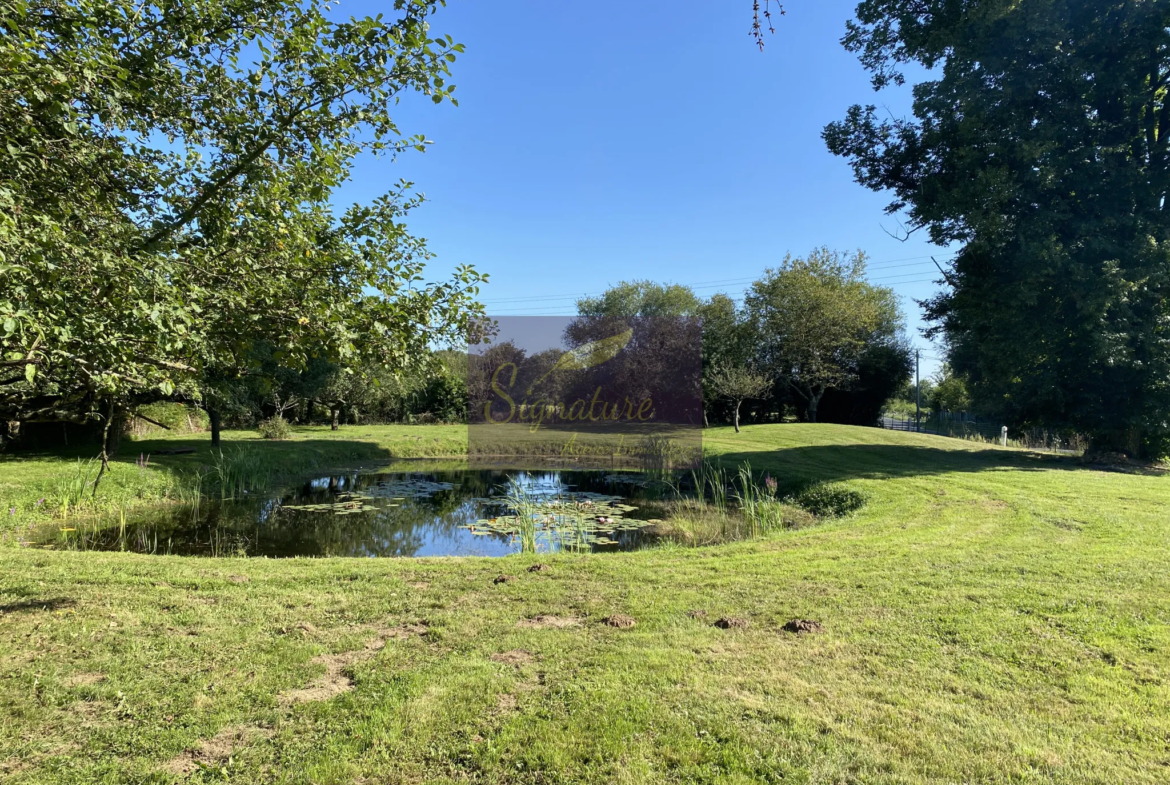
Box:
33 467 670 558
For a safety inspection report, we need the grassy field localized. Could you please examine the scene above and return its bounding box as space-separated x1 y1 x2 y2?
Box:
1 424 1168 783
0 425 468 531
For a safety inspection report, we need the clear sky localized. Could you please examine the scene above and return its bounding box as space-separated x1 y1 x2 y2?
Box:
340 0 949 376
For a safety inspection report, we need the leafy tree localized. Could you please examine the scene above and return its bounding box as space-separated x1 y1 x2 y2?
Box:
576 281 703 319
818 340 914 426
824 0 1170 458
412 373 467 423
931 364 972 414
0 0 484 464
745 248 904 422
576 283 759 426
706 364 772 433
697 293 756 426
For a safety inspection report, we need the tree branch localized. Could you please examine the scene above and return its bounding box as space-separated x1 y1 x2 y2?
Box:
133 412 171 430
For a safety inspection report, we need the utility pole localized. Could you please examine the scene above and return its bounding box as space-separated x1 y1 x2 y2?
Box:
915 349 920 432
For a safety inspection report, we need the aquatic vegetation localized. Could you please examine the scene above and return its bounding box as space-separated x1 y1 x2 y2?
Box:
208 446 273 499
733 463 788 537
501 479 540 553
465 480 653 552
636 435 700 478
371 478 455 499
25 461 836 559
690 461 730 513
283 491 402 515
52 458 100 517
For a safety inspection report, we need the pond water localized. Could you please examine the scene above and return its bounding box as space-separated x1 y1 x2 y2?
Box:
34 468 669 558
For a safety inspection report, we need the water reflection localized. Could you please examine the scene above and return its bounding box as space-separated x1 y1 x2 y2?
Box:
36 468 662 558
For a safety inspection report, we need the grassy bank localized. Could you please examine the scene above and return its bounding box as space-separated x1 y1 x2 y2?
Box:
0 425 467 531
1 424 1167 783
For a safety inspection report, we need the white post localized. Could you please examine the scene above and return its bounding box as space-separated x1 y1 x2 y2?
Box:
1000 426 1008 447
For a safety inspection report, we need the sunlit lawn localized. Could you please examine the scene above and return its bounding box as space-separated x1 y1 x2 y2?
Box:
1 424 1168 783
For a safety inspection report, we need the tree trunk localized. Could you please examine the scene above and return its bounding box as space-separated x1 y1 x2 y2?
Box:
331 408 340 431
108 411 124 457
208 407 222 448
93 399 117 496
808 389 823 423
1 420 19 451
733 400 741 433
703 409 709 428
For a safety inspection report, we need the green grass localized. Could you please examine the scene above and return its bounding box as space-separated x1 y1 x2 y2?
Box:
0 425 468 530
1 424 1168 783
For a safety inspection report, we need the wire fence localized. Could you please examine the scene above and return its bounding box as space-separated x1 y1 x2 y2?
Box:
880 412 1087 454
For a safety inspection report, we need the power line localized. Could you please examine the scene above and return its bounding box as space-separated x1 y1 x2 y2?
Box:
493 280 948 314
485 272 947 311
478 254 956 304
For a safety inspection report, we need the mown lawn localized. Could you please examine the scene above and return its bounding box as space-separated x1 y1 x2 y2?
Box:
1 424 1168 783
0 424 468 528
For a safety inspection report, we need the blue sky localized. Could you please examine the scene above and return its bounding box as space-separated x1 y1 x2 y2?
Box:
340 0 949 376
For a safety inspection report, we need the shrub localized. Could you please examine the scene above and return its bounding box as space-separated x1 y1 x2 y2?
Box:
256 416 292 441
789 482 867 518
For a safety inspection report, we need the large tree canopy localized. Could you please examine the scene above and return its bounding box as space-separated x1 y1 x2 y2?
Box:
824 0 1170 457
745 248 906 423
0 0 484 454
576 267 910 428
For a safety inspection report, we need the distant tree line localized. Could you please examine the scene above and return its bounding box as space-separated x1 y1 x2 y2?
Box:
574 248 915 430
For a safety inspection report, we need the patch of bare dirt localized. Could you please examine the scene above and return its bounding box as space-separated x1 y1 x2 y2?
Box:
227 575 249 584
782 619 823 634
71 699 110 728
714 617 750 630
495 693 518 712
384 623 428 639
280 652 360 705
0 756 29 775
493 575 518 585
63 672 106 688
686 610 708 619
527 563 551 573
161 724 273 776
279 624 427 705
603 614 636 629
516 615 580 629
407 581 430 590
490 649 536 666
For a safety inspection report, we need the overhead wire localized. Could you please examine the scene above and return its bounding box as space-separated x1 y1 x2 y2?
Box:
478 254 957 307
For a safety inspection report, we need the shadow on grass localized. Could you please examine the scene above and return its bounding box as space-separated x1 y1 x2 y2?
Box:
127 437 399 484
0 597 76 614
712 443 1085 489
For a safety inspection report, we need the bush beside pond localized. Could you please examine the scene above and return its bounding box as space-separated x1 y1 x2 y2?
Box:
257 417 293 440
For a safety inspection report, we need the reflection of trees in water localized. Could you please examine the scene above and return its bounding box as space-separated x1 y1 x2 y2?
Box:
43 469 660 557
